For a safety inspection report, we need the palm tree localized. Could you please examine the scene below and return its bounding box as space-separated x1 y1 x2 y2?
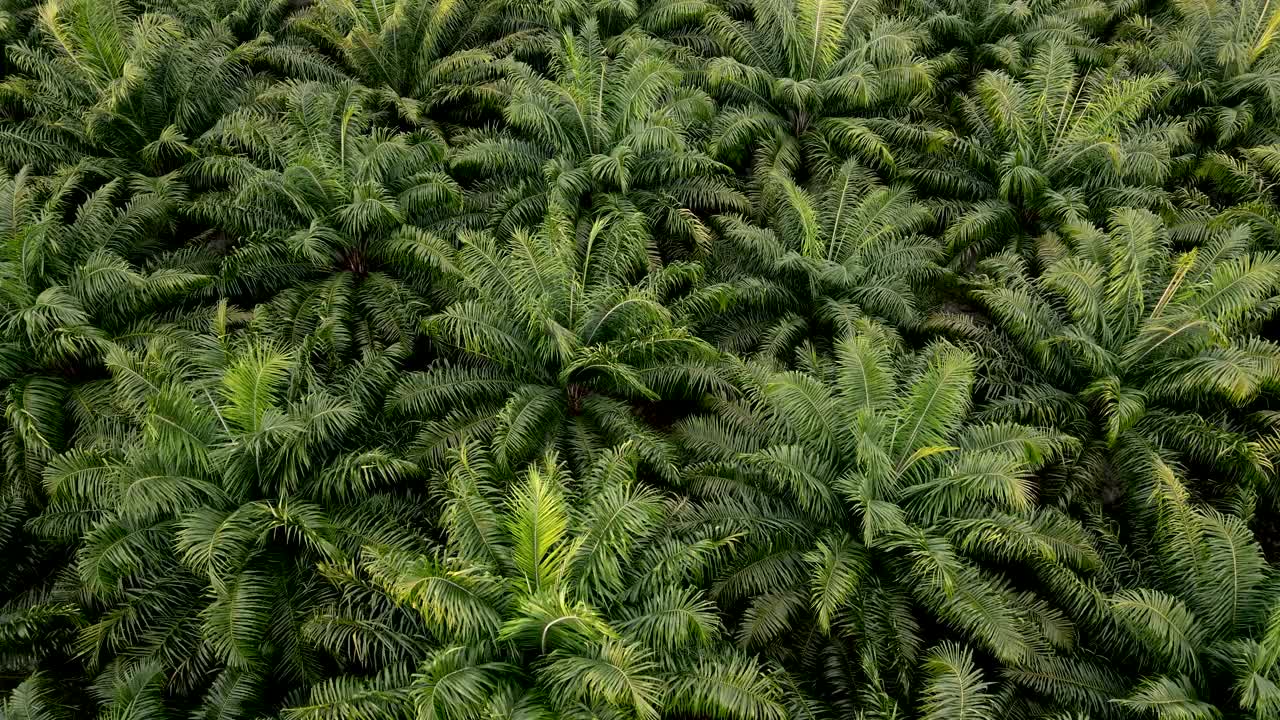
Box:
953 207 1280 524
909 42 1184 266
21 334 427 717
682 159 941 360
1111 0 1280 229
0 168 205 654
282 442 785 720
675 319 1092 713
451 21 747 259
701 0 940 192
289 0 513 128
190 81 462 366
387 209 723 482
1106 461 1280 719
901 0 1117 75
0 0 325 177
1113 0 1280 195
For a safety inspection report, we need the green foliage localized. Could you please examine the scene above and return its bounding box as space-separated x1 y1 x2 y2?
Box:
676 321 1091 709
962 207 1280 514
290 0 511 122
388 210 721 479
191 81 461 361
2 1 1280 719
452 21 746 259
687 159 941 358
0 0 323 176
703 0 939 188
340 444 783 720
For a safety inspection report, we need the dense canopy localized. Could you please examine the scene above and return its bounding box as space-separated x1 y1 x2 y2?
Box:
1 0 1279 719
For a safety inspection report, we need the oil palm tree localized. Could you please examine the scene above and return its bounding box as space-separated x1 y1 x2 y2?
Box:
675 320 1091 712
20 334 427 717
1006 451 1280 718
901 0 1117 75
952 207 1280 521
702 0 941 192
682 159 941 360
911 42 1185 266
0 168 207 642
451 21 747 259
1114 0 1280 175
387 209 724 482
282 442 786 720
0 166 200 480
1101 459 1280 720
0 0 323 177
289 0 513 128
190 81 461 366
1111 0 1280 222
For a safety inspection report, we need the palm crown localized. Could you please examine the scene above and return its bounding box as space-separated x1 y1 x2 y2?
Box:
0 168 203 500
297 442 784 720
1116 1 1280 212
0 168 208 699
913 42 1185 266
192 81 461 363
900 0 1115 75
388 210 721 481
1099 458 1280 718
703 0 939 189
960 207 1280 519
23 335 427 716
686 159 941 359
1117 0 1280 155
452 22 747 259
290 0 512 126
676 321 1092 712
0 0 282 177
